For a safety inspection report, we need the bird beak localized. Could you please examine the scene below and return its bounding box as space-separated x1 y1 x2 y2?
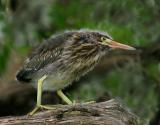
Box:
101 38 136 50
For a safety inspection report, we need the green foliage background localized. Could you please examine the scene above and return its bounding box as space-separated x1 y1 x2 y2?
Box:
0 0 160 124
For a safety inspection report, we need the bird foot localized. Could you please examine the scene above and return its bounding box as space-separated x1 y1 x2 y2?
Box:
27 101 95 116
27 104 56 116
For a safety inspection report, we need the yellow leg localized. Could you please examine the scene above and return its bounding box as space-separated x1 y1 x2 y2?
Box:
28 76 93 116
57 90 73 105
28 75 47 116
56 90 95 105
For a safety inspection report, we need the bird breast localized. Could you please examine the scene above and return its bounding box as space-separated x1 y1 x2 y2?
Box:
59 46 102 81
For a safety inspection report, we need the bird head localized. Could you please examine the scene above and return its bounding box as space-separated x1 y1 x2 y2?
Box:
85 31 136 51
63 30 136 63
73 30 135 52
67 30 136 59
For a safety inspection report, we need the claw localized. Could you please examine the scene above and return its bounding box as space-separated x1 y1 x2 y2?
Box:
27 106 40 116
28 104 57 116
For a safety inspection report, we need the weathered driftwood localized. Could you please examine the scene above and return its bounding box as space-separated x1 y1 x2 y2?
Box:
0 99 139 125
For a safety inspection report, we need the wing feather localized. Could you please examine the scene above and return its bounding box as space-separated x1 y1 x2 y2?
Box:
16 32 73 82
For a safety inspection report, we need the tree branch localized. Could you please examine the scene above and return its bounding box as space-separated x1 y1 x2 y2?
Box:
0 99 140 125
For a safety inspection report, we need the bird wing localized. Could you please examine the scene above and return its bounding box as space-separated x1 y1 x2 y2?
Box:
25 34 67 71
16 32 75 82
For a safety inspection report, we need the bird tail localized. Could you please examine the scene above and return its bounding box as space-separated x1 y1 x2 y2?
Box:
16 69 35 83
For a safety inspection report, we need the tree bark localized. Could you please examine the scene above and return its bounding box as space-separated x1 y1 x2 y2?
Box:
0 99 140 125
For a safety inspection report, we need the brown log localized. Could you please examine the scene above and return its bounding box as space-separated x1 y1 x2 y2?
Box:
0 99 140 125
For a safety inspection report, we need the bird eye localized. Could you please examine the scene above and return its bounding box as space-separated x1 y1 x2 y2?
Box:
101 37 107 42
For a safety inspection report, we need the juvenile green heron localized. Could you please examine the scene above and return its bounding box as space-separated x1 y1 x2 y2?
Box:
16 29 135 115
